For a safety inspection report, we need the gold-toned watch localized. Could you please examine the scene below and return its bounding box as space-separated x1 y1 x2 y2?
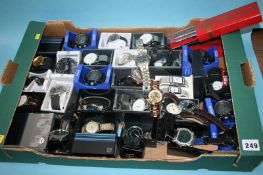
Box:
81 121 115 134
32 56 45 66
147 80 163 118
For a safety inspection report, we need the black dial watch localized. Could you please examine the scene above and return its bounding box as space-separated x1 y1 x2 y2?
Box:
56 58 77 74
74 33 89 48
49 86 67 110
84 70 105 86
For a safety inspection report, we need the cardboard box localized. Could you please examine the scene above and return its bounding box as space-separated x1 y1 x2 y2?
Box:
0 20 262 171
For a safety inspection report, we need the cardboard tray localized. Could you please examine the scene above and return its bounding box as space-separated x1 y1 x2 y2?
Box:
0 20 262 171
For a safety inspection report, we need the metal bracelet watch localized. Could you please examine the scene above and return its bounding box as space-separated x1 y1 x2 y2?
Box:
147 80 163 118
82 121 115 134
49 85 67 110
134 50 151 92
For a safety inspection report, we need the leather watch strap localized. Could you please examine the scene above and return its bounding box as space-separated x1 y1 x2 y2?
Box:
51 94 60 110
193 109 228 132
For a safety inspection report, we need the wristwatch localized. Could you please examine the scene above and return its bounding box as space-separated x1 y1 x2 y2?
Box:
84 53 110 65
49 86 67 110
148 80 163 118
134 49 151 92
18 95 41 107
56 58 77 74
82 121 115 133
172 128 195 147
117 53 135 65
163 92 228 132
32 56 53 71
84 69 105 86
79 96 111 111
107 33 128 48
214 100 233 119
74 33 89 48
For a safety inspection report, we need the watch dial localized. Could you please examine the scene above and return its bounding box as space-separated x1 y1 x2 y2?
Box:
117 53 133 65
139 33 153 44
84 53 98 65
85 121 99 133
148 90 163 104
212 81 223 91
179 100 197 112
131 68 142 82
166 103 182 115
132 98 145 111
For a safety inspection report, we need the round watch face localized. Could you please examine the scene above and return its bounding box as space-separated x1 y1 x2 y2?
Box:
84 53 98 65
139 33 153 44
148 90 163 105
132 98 145 111
50 85 66 95
85 70 104 86
173 128 194 147
18 95 28 107
74 33 88 48
214 100 232 118
166 103 182 115
212 81 223 91
32 56 45 66
117 53 133 65
131 68 142 82
85 121 99 133
179 100 197 113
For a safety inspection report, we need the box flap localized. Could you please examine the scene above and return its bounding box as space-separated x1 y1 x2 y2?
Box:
0 21 45 146
222 31 263 166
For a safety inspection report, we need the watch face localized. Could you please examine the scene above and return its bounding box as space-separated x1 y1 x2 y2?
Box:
212 81 223 91
179 100 197 113
132 98 145 111
131 68 142 82
85 121 99 133
50 85 66 95
148 90 163 105
166 103 182 115
85 70 104 86
214 100 232 118
117 53 133 65
74 33 88 48
173 128 194 147
18 95 28 107
32 56 45 66
84 53 98 65
139 33 153 44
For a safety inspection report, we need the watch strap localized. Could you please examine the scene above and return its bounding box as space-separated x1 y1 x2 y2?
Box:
51 94 61 110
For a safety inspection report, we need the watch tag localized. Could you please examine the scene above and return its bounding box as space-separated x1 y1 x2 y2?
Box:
242 139 260 151
0 135 4 144
171 76 184 84
35 34 41 40
169 87 181 94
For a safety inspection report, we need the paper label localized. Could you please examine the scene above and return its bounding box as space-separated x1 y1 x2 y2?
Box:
35 33 41 40
242 139 260 151
0 135 4 144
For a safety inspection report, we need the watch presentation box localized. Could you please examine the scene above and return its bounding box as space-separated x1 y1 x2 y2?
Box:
80 49 114 67
0 19 263 172
98 32 132 49
131 32 166 49
41 78 75 113
54 51 81 76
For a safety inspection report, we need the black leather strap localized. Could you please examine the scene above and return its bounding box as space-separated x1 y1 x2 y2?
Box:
51 94 60 110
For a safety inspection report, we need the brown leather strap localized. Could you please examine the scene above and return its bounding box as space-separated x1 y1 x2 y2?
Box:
163 92 180 104
193 109 228 132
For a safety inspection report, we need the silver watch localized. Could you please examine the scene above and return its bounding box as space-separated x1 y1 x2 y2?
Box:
134 40 151 92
